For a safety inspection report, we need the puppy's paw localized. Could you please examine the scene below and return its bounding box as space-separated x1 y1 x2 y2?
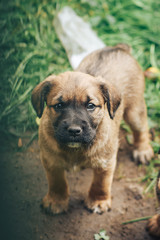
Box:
146 214 160 237
85 197 111 214
133 145 154 164
41 194 68 215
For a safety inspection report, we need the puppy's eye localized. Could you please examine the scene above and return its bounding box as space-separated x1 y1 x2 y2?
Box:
53 103 64 111
86 103 96 111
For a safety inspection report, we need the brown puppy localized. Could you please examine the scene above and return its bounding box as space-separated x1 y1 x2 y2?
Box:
31 44 153 214
146 171 160 237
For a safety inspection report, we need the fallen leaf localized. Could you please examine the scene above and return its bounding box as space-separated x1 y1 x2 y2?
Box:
18 138 23 148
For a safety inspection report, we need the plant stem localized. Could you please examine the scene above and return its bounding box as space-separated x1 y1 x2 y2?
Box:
122 216 152 225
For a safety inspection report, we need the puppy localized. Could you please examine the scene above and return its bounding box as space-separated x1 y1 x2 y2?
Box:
31 44 153 214
146 171 160 237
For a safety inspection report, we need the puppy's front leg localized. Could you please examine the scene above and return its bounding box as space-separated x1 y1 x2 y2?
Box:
42 167 69 215
86 159 116 214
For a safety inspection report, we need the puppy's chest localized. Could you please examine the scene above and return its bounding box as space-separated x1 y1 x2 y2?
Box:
61 152 90 171
61 148 114 170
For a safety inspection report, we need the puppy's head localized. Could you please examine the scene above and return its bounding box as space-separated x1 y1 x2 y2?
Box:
31 72 121 149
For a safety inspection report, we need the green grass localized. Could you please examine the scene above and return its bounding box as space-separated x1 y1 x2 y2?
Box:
0 0 160 154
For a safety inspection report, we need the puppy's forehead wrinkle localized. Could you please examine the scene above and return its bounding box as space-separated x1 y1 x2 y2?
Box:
49 72 103 104
61 86 91 103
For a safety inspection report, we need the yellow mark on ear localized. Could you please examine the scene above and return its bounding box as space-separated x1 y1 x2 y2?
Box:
36 117 41 126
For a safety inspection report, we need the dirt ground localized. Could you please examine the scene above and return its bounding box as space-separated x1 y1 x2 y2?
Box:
0 131 157 240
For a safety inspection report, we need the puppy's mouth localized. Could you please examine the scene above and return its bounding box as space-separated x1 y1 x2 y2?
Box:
54 124 96 149
67 142 82 148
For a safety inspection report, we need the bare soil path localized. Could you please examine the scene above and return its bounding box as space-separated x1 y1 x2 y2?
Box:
0 132 156 240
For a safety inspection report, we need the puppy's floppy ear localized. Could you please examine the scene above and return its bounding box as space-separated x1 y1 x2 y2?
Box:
31 75 55 118
99 81 121 119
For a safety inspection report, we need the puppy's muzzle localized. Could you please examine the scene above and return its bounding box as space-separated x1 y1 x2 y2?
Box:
53 108 96 148
67 125 83 148
68 125 82 137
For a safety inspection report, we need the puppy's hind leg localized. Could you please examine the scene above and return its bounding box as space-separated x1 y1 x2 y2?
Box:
124 99 154 164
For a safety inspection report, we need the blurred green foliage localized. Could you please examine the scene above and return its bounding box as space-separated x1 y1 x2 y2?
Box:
0 0 160 137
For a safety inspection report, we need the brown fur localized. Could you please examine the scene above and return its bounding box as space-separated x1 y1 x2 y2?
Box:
147 171 160 237
31 44 153 214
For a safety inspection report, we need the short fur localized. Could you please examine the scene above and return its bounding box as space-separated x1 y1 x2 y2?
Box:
146 171 160 237
31 44 153 214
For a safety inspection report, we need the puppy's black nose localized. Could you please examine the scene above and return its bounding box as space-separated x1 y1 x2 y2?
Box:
68 125 82 136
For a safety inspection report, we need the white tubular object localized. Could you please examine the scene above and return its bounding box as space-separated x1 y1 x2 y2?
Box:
54 6 105 69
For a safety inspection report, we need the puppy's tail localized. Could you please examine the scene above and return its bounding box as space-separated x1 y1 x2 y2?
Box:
114 43 132 54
